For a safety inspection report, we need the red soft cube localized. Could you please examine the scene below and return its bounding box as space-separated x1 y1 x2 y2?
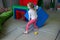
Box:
16 10 25 20
16 10 22 19
19 0 38 6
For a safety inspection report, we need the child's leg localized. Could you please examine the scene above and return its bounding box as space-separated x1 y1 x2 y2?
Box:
33 19 38 29
25 19 35 32
24 19 38 33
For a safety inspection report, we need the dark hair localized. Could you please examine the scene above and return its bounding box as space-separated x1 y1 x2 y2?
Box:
28 2 34 8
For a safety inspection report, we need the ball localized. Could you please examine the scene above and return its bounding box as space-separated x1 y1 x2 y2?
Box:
34 32 38 35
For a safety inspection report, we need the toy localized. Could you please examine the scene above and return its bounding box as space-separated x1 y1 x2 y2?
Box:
25 7 48 28
13 6 48 28
36 7 48 27
24 6 49 28
13 6 28 19
19 0 38 6
16 10 25 19
34 32 38 35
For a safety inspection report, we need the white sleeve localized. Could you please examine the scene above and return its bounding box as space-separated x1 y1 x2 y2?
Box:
28 11 30 21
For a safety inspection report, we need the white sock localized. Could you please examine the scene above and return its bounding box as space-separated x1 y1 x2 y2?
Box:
24 31 28 33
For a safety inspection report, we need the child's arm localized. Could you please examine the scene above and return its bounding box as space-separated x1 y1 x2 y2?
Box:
28 11 30 21
34 5 38 10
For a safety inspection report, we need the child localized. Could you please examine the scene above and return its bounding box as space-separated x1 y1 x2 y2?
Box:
24 2 38 34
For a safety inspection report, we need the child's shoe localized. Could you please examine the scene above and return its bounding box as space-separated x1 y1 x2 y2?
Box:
24 31 28 34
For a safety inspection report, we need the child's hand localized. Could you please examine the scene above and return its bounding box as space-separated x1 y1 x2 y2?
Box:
28 18 30 21
35 5 38 10
28 19 30 21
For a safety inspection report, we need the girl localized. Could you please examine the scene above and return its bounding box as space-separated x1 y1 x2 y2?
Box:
24 2 38 34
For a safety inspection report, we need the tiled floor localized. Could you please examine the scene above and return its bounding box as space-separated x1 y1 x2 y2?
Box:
0 10 60 40
56 32 60 40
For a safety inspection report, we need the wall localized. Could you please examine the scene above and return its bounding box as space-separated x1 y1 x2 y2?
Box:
58 0 60 3
0 0 3 8
43 0 51 8
5 0 19 7
57 0 60 5
0 0 60 8
43 0 51 5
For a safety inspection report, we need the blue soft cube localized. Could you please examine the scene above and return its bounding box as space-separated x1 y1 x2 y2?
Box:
24 7 49 28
